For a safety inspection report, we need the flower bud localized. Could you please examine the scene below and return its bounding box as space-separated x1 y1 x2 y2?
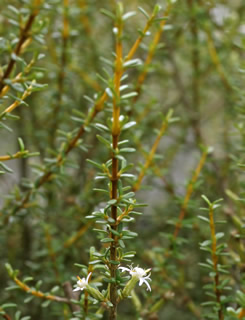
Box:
86 285 105 302
122 274 138 298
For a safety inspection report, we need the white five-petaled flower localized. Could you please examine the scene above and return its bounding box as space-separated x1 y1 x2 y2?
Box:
119 265 152 291
73 272 91 292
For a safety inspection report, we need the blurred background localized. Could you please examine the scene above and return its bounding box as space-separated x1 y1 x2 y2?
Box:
0 0 245 319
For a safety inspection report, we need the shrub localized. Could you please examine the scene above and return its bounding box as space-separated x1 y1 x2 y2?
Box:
0 1 245 319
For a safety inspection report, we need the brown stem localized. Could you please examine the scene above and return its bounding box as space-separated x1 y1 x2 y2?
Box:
62 281 80 312
187 0 203 145
209 207 224 320
1 312 12 320
50 0 69 147
109 5 123 319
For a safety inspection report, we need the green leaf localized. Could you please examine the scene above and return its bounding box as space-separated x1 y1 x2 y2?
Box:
5 263 14 276
123 59 141 68
23 277 33 283
121 92 138 100
120 148 136 153
74 263 87 268
89 260 102 265
138 6 150 19
122 121 137 130
110 228 120 236
24 296 34 303
201 195 211 206
100 238 114 243
100 8 116 20
122 192 135 199
8 5 20 15
153 4 162 15
94 123 110 132
96 135 111 148
118 239 125 248
15 311 21 320
1 303 17 309
86 159 103 169
122 11 137 21
41 300 51 308
51 286 59 293
93 228 108 234
108 199 117 205
198 215 209 223
216 232 224 240
0 162 13 173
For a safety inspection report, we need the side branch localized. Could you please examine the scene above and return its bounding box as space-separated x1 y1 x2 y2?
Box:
0 0 43 92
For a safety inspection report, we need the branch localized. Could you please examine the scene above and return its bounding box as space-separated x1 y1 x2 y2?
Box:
173 148 209 238
0 0 43 93
12 275 72 305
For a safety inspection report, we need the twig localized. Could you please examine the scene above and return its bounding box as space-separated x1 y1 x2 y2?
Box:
173 149 208 238
13 276 71 304
0 151 28 161
133 113 172 192
133 3 173 100
62 281 80 312
0 0 42 92
0 81 35 120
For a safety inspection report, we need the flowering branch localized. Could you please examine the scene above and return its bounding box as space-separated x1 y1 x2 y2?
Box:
109 4 124 319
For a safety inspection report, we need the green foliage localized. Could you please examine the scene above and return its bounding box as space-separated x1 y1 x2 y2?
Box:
1 0 245 320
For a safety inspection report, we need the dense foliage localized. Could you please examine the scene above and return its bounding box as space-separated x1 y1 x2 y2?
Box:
1 0 245 319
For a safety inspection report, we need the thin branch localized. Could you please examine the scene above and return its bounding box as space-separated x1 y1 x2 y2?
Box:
132 114 172 192
173 149 208 238
0 151 28 162
0 81 35 120
133 3 173 100
0 0 42 93
13 276 71 304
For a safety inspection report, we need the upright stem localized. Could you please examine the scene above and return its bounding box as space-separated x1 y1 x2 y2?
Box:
109 4 123 320
50 0 69 147
188 0 202 145
209 206 224 320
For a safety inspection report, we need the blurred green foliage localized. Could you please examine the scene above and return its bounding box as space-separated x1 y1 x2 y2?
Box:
1 0 245 319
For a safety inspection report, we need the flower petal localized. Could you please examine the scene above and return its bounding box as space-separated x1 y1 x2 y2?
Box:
143 279 151 291
119 267 131 273
73 287 81 292
138 278 144 286
86 272 92 283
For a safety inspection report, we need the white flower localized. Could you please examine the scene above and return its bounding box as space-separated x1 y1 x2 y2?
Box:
119 265 152 291
73 272 91 292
